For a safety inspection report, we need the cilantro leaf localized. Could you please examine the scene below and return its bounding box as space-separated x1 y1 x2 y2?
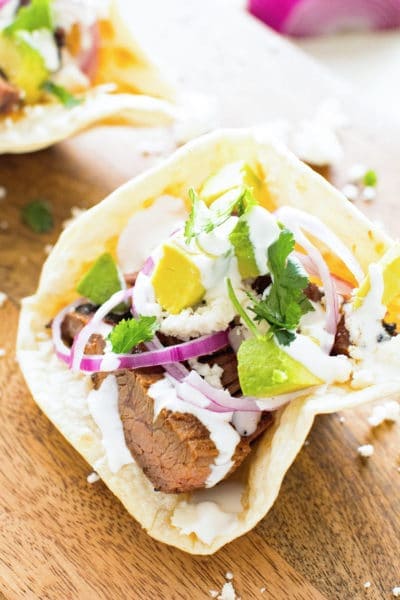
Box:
42 81 83 108
248 229 314 345
77 253 122 306
5 0 53 35
108 316 159 353
21 199 53 233
184 187 255 245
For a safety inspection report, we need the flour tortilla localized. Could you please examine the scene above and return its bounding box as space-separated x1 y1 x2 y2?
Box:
17 129 400 554
0 0 175 154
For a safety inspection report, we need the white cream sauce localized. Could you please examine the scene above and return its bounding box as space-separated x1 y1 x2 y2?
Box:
232 411 261 437
246 206 280 274
148 376 240 488
284 334 351 384
20 29 60 72
117 196 187 274
346 264 400 388
299 301 334 351
171 481 244 545
87 375 134 473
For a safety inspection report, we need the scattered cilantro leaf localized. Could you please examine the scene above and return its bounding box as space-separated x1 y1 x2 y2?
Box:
247 229 314 345
42 81 83 108
5 0 53 35
21 199 53 233
184 187 255 245
77 253 122 306
363 169 377 187
108 316 159 353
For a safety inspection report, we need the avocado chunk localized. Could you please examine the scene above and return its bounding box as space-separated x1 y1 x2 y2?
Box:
238 336 321 397
229 218 259 279
354 243 400 309
0 31 48 103
200 161 267 207
152 244 205 314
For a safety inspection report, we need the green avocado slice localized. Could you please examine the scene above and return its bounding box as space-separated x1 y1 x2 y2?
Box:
238 336 322 397
200 161 266 207
229 218 259 279
0 31 48 103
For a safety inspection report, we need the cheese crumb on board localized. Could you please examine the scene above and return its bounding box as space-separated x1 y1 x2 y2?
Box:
393 587 400 597
260 587 266 593
87 472 100 484
225 572 233 580
218 582 237 600
368 402 400 427
209 592 219 599
364 581 371 589
0 349 5 358
0 292 7 307
358 444 374 458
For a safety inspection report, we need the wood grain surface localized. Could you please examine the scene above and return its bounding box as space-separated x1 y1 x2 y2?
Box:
1 2 399 598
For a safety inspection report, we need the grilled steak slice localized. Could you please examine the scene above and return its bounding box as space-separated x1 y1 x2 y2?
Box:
304 282 323 303
61 307 105 355
331 315 351 357
0 76 20 114
116 366 273 494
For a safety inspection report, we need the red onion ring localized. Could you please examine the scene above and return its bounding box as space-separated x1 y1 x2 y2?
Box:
295 252 354 297
276 207 364 284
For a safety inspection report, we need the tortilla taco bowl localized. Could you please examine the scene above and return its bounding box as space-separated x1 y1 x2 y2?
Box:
17 129 400 554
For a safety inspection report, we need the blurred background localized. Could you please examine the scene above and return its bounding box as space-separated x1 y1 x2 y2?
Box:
246 0 400 122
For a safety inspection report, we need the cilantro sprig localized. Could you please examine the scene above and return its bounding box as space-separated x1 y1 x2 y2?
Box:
247 229 314 345
184 187 255 245
42 81 83 108
108 316 159 354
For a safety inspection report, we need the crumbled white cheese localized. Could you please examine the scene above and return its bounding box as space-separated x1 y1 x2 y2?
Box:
218 582 237 600
339 416 346 424
364 581 371 589
160 295 237 339
210 592 219 599
0 292 7 308
393 587 400 597
358 444 374 458
362 186 376 202
62 207 87 230
0 186 6 200
188 359 223 389
0 349 6 357
341 183 359 202
225 572 233 581
368 401 400 427
348 163 367 182
304 440 310 447
260 588 266 594
87 472 100 484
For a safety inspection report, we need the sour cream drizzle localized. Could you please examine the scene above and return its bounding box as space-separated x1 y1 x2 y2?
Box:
246 205 280 273
148 376 241 487
87 375 134 473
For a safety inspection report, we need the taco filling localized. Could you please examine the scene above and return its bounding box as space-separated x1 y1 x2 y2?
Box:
48 160 400 499
0 0 170 118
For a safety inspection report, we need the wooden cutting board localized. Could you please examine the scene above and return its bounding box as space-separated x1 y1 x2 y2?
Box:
1 2 399 598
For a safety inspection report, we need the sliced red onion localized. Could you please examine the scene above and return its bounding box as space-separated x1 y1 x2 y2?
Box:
276 206 364 284
51 299 83 366
141 256 155 277
295 252 354 297
71 288 133 371
144 335 189 381
77 22 100 80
